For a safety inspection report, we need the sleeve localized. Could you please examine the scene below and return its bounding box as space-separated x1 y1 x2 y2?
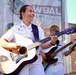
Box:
60 41 69 54
1 25 17 42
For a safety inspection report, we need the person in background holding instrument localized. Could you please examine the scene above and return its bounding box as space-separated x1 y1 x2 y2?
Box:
0 5 58 75
40 25 75 75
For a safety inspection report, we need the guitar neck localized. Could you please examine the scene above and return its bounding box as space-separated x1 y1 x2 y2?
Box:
56 25 76 36
59 31 65 36
58 31 66 37
51 41 72 56
27 37 51 50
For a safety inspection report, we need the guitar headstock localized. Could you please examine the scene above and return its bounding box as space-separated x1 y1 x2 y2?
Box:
62 25 76 35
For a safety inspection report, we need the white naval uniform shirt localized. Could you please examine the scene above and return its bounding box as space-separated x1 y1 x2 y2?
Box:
2 22 45 42
44 41 68 75
54 41 68 63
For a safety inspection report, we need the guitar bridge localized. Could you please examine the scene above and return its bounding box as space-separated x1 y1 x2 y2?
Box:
15 53 28 64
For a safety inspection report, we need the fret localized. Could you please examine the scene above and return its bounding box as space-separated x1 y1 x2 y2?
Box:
51 42 72 57
27 37 51 50
39 37 51 44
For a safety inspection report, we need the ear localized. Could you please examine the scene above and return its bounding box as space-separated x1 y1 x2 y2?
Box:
21 12 25 17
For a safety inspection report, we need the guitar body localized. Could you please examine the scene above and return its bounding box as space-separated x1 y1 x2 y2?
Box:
44 49 58 71
44 49 58 64
0 34 37 74
44 40 59 64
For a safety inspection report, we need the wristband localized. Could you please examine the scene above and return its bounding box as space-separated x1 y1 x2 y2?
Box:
71 43 76 51
71 47 75 51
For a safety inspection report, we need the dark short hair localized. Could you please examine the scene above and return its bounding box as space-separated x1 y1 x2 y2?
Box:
50 25 60 32
20 5 31 20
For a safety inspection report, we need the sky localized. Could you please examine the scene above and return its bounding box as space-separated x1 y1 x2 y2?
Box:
67 0 76 24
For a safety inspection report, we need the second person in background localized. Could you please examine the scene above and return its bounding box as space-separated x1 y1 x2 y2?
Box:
40 25 75 75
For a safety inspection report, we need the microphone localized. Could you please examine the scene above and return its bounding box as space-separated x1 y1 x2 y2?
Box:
71 43 76 51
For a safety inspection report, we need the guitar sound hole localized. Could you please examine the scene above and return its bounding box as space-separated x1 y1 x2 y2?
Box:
19 46 27 54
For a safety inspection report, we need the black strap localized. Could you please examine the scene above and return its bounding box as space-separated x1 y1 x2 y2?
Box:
32 24 39 41
56 40 59 49
50 40 59 52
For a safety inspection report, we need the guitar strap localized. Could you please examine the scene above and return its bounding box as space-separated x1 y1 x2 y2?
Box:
49 40 59 52
32 24 39 42
32 24 39 49
56 40 59 50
